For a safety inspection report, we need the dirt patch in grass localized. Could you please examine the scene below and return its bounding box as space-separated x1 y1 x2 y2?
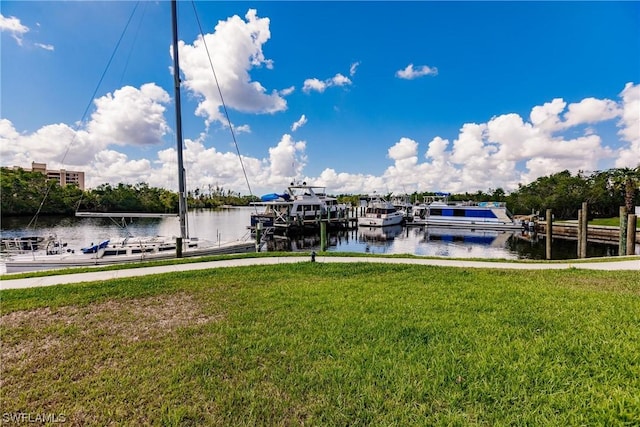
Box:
1 292 221 368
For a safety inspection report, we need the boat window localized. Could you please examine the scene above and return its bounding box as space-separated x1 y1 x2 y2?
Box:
104 249 128 256
466 210 498 219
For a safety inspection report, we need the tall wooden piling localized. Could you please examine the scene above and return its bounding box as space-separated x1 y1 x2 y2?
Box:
577 209 583 258
626 214 636 256
255 222 263 251
619 207 628 256
577 204 588 259
579 202 588 258
176 237 183 258
320 221 327 251
545 209 553 260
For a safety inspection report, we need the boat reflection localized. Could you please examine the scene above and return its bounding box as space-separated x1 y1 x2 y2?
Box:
422 226 512 247
358 224 404 243
2 208 623 261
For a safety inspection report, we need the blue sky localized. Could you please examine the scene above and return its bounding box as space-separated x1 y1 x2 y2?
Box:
1 1 638 197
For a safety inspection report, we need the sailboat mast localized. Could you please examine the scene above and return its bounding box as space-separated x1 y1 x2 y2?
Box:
171 0 188 240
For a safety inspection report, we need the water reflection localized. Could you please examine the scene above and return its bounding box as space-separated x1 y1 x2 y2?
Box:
265 223 623 260
1 207 625 260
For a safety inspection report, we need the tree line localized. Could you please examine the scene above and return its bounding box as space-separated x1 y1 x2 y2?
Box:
0 167 259 217
342 167 639 220
1 166 638 220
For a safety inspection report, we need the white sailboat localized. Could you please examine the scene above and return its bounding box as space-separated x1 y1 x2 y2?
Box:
2 1 255 273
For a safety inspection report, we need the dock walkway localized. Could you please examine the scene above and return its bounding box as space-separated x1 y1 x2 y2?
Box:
1 256 638 290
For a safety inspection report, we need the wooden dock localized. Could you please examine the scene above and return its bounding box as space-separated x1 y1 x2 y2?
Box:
271 213 356 231
537 221 640 244
252 208 359 234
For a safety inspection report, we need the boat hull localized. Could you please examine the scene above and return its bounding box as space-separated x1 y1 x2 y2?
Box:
357 214 404 227
410 218 522 230
3 240 255 273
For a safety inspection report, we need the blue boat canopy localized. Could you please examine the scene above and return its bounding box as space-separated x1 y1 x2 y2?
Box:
81 239 110 254
260 193 291 202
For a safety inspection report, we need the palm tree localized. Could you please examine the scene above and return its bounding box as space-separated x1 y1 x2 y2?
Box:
608 166 640 214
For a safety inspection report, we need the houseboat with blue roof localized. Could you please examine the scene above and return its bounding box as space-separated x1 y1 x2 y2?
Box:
412 193 521 230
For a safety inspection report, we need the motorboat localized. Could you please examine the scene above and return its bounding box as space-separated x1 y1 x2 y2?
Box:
357 196 404 227
390 194 413 221
250 182 350 230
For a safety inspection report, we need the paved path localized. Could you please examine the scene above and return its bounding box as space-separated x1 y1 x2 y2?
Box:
1 256 639 290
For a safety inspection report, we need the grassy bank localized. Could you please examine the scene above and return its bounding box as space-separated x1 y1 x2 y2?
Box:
589 217 640 228
2 263 639 425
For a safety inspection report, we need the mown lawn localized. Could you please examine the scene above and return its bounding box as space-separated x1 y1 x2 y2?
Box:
1 262 639 426
589 217 640 228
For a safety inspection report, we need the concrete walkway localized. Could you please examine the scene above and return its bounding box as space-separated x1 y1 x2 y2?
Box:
1 256 639 290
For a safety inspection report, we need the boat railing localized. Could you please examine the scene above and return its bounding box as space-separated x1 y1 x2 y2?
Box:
0 235 65 255
422 196 506 208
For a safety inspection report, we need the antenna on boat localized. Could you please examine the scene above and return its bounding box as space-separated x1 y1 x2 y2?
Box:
171 0 188 240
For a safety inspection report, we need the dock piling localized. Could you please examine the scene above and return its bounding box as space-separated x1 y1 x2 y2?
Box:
546 209 552 260
578 202 588 258
176 237 183 258
626 213 636 256
320 221 327 251
619 207 628 256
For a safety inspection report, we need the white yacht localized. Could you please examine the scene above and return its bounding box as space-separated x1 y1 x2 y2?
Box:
251 182 351 230
357 196 404 227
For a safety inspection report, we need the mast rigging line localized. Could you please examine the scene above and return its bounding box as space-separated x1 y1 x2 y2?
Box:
188 1 256 203
27 2 143 229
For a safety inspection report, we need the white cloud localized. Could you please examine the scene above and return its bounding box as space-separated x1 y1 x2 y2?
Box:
616 82 640 168
1 75 636 198
299 86 634 195
395 64 438 80
302 78 326 93
350 62 360 76
330 73 351 87
280 86 295 96
35 42 54 51
0 13 29 45
388 137 418 161
563 97 620 128
88 83 171 147
303 71 353 94
268 134 306 179
291 114 307 132
91 150 155 185
177 9 287 126
529 98 566 132
233 124 251 134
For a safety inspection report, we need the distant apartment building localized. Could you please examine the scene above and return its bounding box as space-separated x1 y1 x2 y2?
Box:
30 162 85 190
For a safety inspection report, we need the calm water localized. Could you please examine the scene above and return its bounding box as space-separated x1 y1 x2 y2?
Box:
0 207 623 260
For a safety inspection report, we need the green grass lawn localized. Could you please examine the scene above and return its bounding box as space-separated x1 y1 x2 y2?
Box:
2 262 639 426
590 217 640 228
